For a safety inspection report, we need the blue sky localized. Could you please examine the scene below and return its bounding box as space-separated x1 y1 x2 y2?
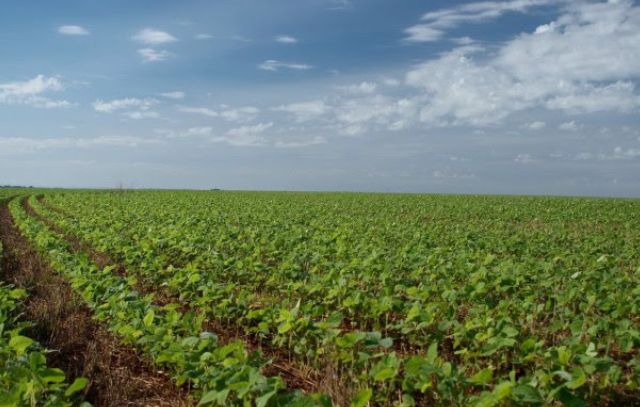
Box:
1 0 639 196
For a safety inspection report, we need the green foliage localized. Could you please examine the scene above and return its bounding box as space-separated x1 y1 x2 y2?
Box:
23 191 640 405
0 281 88 406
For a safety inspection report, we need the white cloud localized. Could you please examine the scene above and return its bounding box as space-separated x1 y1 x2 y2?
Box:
275 136 326 148
154 127 215 139
273 100 328 122
524 121 546 130
258 60 313 72
137 48 172 62
226 122 273 137
124 111 160 120
327 0 352 10
453 36 476 45
132 28 177 45
209 122 273 147
195 33 213 40
402 0 640 126
336 81 378 94
331 95 419 134
406 48 528 126
93 98 157 113
0 135 162 153
177 106 218 117
0 75 70 109
58 25 90 36
574 146 640 161
219 106 260 122
381 77 400 87
558 120 580 131
405 0 556 42
545 82 639 113
514 153 535 163
496 1 640 83
613 146 640 159
183 127 214 137
276 35 298 44
404 25 444 43
0 75 62 96
177 105 259 122
93 98 159 120
159 91 185 99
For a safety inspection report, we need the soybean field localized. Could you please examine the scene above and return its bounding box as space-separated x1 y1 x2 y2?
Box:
1 189 639 406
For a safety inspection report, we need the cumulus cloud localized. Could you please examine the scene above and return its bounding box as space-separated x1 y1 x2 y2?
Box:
524 121 546 130
0 75 70 109
258 60 313 71
93 98 156 113
93 98 159 120
276 35 298 44
273 100 328 122
336 81 378 94
208 122 273 147
254 2 639 139
132 28 177 45
58 25 90 35
124 111 160 120
226 122 273 137
219 106 260 122
405 0 556 42
558 120 581 131
177 106 218 117
402 0 640 126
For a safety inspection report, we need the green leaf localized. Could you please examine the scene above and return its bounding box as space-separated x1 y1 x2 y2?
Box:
256 390 277 407
143 310 155 328
350 388 372 407
373 368 396 382
199 389 230 405
469 368 493 385
278 321 293 334
512 385 543 404
65 377 89 397
9 335 34 355
41 368 66 384
427 342 438 364
566 368 586 390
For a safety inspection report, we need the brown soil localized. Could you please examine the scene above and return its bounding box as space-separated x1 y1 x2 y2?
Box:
0 199 192 407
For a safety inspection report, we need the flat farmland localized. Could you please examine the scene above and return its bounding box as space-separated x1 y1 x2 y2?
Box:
1 190 639 406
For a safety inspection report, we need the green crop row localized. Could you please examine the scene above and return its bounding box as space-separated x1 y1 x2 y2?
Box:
39 191 640 405
0 202 89 407
9 197 339 406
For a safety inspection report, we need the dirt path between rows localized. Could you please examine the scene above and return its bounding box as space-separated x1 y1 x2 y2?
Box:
0 199 191 407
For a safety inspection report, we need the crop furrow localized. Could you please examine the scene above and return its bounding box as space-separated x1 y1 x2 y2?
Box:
29 195 324 396
1 198 191 407
10 196 328 406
